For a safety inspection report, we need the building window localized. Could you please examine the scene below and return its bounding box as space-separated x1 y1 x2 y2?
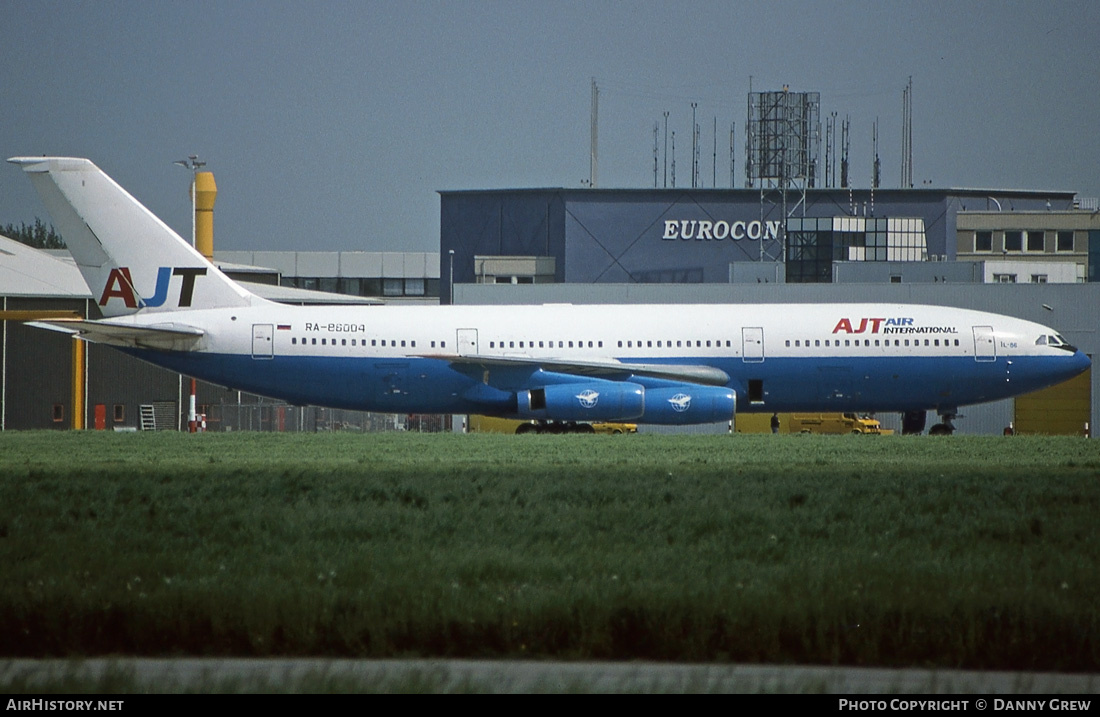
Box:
975 231 992 251
1031 274 1048 284
1004 231 1023 252
405 278 425 296
1027 231 1045 252
994 273 1017 283
890 275 902 284
1057 231 1074 252
113 405 125 422
338 278 361 296
383 278 404 296
52 404 64 423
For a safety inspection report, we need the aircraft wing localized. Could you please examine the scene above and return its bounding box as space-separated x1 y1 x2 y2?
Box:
27 318 204 351
436 353 730 386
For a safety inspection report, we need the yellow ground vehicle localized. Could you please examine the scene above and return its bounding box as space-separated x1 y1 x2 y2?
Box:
788 413 884 435
736 412 890 434
589 422 638 435
467 415 636 434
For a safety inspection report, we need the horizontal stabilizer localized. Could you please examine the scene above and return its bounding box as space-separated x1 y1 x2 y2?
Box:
436 353 730 386
27 318 204 351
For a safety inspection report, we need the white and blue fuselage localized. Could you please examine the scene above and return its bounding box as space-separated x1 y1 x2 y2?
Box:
111 301 1089 421
9 156 1089 428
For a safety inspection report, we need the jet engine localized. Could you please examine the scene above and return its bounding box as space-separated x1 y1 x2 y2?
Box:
639 386 736 425
517 382 645 422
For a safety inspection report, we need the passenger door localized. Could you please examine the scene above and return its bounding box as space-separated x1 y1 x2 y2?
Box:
252 324 274 359
973 325 996 362
457 328 478 356
742 326 764 363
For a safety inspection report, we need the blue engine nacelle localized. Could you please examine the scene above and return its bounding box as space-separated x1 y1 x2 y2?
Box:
517 382 645 422
640 386 737 425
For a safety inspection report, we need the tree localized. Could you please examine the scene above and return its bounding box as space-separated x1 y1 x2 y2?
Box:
1 218 66 249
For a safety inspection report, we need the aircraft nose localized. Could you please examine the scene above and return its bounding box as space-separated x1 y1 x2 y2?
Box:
1059 349 1093 383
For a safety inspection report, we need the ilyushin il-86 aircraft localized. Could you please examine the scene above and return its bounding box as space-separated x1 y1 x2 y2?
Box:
9 157 1090 434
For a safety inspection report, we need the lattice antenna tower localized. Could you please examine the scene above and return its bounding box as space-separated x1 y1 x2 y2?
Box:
589 78 598 188
901 76 913 188
840 115 850 189
729 122 736 188
744 85 820 262
712 116 718 188
653 122 659 188
663 111 670 188
671 130 676 188
691 102 699 188
872 118 881 189
690 103 699 189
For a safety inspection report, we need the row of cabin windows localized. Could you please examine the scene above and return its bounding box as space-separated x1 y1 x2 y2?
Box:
786 338 962 348
290 337 446 348
287 335 960 351
490 340 604 349
620 339 733 349
488 339 734 350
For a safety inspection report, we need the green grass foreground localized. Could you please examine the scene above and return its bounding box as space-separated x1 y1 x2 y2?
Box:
0 431 1097 670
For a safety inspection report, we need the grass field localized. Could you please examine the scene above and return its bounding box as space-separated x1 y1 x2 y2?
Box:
0 431 1097 671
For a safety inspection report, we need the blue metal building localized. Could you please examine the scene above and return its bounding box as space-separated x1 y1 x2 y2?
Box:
439 187 1076 302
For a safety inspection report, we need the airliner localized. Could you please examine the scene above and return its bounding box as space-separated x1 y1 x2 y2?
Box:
9 157 1091 434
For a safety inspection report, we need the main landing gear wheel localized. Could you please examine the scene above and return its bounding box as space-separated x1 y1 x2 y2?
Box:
902 410 927 435
516 421 595 434
929 413 957 436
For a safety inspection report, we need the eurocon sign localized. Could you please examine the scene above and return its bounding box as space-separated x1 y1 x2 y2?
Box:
661 219 782 242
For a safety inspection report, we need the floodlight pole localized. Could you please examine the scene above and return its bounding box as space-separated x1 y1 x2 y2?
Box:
448 250 455 305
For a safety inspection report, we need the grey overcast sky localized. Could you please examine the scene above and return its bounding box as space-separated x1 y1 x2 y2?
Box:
2 0 1098 253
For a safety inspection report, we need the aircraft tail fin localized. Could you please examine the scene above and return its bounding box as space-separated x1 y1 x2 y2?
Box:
8 157 255 317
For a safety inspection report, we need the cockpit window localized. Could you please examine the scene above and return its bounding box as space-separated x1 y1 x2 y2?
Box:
1036 335 1065 346
1035 335 1048 346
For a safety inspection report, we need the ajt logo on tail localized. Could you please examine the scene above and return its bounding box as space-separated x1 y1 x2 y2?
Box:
99 267 207 308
